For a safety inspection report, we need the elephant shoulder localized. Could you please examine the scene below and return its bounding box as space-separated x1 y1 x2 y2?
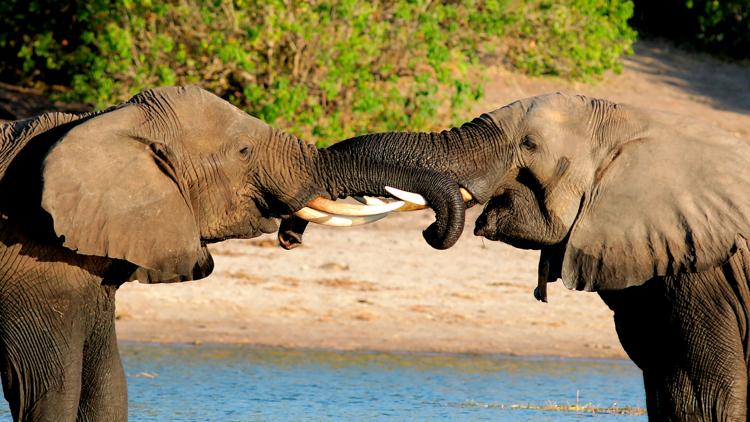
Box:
0 112 89 178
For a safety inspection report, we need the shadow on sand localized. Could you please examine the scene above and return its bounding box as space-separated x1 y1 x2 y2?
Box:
625 41 750 114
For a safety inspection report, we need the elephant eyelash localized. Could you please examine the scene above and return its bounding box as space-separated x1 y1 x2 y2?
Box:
239 146 252 159
521 135 537 151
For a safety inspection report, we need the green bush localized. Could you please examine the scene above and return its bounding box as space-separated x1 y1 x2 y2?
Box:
632 0 750 60
0 0 636 145
509 0 636 78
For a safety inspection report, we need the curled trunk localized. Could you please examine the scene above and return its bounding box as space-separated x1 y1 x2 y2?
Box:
280 149 467 250
278 115 504 250
325 114 505 203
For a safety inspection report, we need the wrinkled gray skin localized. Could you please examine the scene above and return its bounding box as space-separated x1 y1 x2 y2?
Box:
0 86 463 421
297 93 750 420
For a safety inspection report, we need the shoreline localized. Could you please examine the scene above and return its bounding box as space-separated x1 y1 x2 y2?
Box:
115 338 634 363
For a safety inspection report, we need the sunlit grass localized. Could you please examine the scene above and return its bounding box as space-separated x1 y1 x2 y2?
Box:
509 403 646 415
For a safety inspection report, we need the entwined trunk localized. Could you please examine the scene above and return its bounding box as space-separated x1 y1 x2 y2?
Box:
268 130 468 250
325 113 505 203
276 114 505 250
312 149 466 249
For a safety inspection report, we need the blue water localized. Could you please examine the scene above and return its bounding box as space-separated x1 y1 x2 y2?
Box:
1 343 646 421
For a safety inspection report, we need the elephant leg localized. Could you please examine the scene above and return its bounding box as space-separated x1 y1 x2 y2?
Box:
77 285 127 422
21 355 83 422
601 267 749 421
0 301 86 422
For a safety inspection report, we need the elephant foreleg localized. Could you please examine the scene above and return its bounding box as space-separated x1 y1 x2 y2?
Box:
1 317 84 422
0 266 123 421
77 288 127 422
601 266 749 421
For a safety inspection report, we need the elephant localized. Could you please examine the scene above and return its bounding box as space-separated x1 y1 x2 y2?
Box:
284 92 750 420
0 85 465 421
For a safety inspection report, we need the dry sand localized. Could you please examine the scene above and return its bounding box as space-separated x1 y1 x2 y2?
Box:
116 41 750 359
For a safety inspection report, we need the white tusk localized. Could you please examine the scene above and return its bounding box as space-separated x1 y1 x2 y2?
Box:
355 195 427 212
395 202 430 211
294 207 388 226
355 186 474 212
306 196 404 216
384 186 428 206
384 186 475 210
460 187 474 202
353 195 388 206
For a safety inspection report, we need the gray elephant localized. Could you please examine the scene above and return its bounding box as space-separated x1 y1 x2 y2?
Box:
0 86 464 421
287 93 750 420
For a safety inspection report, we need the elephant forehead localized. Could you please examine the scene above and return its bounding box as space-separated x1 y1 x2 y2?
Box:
176 105 272 154
484 93 581 129
132 86 272 153
537 109 567 122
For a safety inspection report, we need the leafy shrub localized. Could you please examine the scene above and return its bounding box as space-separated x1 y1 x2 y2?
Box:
0 0 636 145
509 0 636 78
632 0 750 60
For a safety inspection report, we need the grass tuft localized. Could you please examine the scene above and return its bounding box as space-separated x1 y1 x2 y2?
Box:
460 399 647 416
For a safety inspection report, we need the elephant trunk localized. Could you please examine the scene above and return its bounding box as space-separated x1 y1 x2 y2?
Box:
324 114 504 204
312 149 466 249
276 115 504 250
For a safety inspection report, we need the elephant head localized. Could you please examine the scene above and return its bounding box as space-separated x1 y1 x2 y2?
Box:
0 86 465 283
315 93 750 295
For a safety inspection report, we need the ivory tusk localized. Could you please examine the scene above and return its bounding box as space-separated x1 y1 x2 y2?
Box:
355 195 428 211
353 196 388 206
395 202 430 211
306 196 404 216
294 207 388 226
384 186 428 206
358 186 475 212
384 186 474 210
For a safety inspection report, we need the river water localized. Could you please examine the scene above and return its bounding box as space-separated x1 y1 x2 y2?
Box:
0 343 646 421
123 343 645 421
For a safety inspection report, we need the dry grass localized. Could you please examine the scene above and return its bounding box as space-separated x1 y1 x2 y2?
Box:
511 403 646 415
316 278 379 292
460 399 646 416
246 238 279 248
223 270 267 285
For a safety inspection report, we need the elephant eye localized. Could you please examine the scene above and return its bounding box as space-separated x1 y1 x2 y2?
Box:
521 135 537 151
238 145 252 160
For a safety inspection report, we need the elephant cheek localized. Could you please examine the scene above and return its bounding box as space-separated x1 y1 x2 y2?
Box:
258 217 279 234
473 194 511 240
474 207 503 241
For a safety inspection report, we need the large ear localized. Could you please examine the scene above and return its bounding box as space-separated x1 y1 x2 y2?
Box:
41 104 205 280
560 129 750 291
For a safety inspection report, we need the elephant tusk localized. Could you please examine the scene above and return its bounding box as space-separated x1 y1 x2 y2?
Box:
395 202 431 211
384 186 428 206
294 207 389 226
355 195 429 212
359 186 474 212
353 195 387 206
305 196 405 216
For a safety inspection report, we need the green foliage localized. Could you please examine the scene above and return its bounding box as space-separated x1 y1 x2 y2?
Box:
0 0 636 145
632 0 750 60
509 0 636 78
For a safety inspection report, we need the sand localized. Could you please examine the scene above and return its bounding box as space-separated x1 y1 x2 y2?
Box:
115 40 750 359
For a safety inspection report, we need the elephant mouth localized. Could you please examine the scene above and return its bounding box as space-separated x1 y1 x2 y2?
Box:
293 186 474 227
258 216 279 234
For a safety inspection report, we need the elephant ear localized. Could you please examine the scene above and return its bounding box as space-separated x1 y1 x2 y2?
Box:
41 104 206 281
560 129 750 291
